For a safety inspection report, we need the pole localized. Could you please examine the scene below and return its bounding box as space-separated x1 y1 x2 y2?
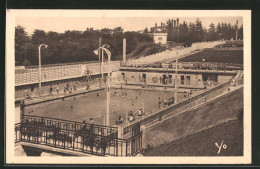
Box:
177 18 179 44
174 50 178 103
235 20 239 40
236 20 238 40
38 44 47 96
106 53 111 126
99 37 101 74
101 48 104 84
38 45 42 96
123 38 126 64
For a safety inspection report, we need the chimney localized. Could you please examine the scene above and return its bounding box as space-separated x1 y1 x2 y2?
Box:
161 22 163 27
177 18 179 27
174 20 176 27
155 23 157 27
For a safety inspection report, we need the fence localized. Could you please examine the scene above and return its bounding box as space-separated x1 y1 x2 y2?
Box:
122 61 243 71
121 80 233 135
15 115 142 156
128 41 225 64
15 61 121 86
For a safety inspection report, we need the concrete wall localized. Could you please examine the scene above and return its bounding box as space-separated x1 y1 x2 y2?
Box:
218 75 234 84
120 71 204 88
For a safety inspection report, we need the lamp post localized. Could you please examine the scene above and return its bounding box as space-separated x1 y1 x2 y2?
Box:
174 49 179 103
174 46 183 103
94 45 111 126
101 44 109 86
38 44 48 96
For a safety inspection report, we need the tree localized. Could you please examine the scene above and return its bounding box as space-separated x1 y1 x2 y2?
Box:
15 25 30 66
195 18 203 42
166 19 173 31
238 24 243 40
208 23 217 41
143 27 148 33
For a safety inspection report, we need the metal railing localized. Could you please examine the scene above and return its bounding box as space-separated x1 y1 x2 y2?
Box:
15 115 142 156
121 80 233 135
121 61 243 71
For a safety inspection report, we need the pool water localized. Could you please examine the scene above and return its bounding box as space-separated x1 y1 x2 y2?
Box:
24 89 185 125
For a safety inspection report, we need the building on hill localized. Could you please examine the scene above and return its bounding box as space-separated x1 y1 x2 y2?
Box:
153 33 168 45
148 19 180 45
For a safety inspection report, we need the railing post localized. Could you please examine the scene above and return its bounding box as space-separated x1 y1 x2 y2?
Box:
125 140 128 156
54 128 56 147
73 122 76 151
140 133 142 151
20 100 25 123
36 127 39 143
20 124 23 141
45 128 47 145
82 135 84 152
116 138 118 156
63 132 66 149
28 126 31 142
91 124 94 153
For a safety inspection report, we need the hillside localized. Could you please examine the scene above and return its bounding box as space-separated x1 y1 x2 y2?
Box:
142 87 243 156
113 42 167 61
143 119 243 156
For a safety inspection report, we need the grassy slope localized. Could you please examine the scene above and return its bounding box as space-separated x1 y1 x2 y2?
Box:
179 49 243 64
143 119 243 156
142 88 243 156
124 42 167 60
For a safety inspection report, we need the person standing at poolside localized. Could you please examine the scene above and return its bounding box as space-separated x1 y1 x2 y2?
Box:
158 97 161 109
56 85 59 94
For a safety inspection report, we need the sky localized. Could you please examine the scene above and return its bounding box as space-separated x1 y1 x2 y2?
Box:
13 10 243 36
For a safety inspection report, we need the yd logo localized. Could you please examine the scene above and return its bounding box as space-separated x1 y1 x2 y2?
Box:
215 140 227 154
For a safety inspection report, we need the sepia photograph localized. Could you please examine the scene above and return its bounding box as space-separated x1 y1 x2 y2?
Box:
5 10 251 164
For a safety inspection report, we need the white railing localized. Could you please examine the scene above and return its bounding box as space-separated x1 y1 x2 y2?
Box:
126 41 225 65
15 61 121 86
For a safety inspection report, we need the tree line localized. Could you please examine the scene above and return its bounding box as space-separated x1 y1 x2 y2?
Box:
144 18 243 43
15 26 152 66
15 18 243 66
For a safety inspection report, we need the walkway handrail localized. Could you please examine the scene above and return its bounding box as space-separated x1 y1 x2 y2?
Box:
21 114 118 129
121 80 232 135
15 121 142 156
